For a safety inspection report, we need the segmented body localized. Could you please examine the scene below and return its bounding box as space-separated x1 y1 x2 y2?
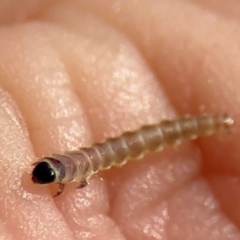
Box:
31 113 234 196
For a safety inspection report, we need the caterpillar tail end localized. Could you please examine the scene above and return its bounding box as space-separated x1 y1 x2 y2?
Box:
222 114 235 133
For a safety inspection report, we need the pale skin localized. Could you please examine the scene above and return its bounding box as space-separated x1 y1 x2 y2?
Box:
0 0 240 239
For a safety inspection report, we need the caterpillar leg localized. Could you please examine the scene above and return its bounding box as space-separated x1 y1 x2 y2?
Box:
53 183 65 197
77 180 88 189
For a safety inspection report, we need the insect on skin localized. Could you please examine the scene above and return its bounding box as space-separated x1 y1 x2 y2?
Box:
31 113 234 197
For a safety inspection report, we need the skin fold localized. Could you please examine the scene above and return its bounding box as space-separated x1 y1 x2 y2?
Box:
0 0 239 239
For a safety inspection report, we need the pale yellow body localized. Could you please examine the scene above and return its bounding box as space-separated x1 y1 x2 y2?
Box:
40 113 234 185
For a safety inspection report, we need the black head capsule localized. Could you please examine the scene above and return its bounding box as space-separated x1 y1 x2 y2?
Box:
31 158 65 185
32 161 56 184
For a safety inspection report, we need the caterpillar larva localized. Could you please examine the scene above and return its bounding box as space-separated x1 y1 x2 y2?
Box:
31 113 234 196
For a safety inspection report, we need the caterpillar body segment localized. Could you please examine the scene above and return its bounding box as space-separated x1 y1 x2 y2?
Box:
31 113 234 196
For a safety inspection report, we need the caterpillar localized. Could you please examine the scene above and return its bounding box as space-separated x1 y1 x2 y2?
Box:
31 113 234 196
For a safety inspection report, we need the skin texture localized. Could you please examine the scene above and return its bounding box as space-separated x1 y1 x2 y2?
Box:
0 0 239 239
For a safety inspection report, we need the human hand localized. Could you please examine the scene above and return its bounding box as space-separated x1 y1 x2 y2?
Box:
0 1 239 239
